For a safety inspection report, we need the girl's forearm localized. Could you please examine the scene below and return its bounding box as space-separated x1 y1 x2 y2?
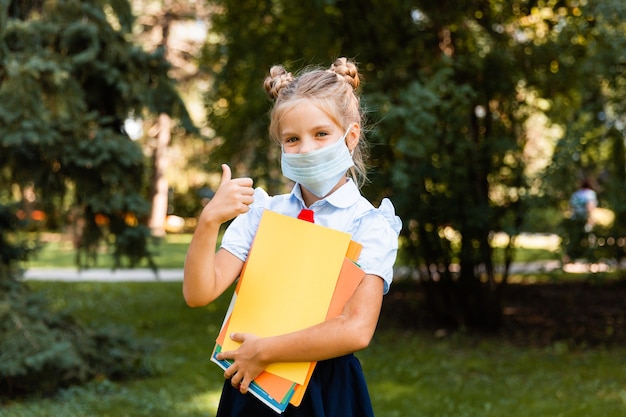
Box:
183 222 221 306
260 313 377 363
222 275 383 365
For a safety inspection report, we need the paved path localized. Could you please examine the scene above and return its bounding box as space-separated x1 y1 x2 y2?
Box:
22 258 623 282
23 268 184 282
22 261 565 282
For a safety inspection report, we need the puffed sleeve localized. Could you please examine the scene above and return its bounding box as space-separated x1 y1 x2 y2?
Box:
351 198 402 294
220 188 270 262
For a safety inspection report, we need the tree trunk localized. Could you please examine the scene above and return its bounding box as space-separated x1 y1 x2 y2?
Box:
149 113 171 237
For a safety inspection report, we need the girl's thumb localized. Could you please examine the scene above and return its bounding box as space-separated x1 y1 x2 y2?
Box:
220 164 232 185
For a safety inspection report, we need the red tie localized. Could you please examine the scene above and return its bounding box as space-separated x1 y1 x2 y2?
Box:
297 208 314 223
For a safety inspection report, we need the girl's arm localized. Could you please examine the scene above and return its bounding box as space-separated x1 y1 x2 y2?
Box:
183 164 254 307
217 273 384 393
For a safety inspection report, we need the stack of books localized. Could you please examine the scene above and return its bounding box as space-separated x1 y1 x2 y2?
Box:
211 209 365 413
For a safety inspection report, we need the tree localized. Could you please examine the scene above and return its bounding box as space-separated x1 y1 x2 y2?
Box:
361 1 539 329
0 0 193 397
537 1 626 261
130 0 210 236
199 0 626 330
0 0 193 268
200 0 526 329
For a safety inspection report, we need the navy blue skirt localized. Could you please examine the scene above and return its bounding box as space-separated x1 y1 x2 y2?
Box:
215 354 375 417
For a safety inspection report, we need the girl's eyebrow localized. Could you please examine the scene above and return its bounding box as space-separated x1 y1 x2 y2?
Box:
281 124 335 137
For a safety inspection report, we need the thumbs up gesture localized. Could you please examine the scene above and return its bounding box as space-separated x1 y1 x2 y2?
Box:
200 164 254 226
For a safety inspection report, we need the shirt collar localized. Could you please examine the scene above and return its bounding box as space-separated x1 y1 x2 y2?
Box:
290 178 360 209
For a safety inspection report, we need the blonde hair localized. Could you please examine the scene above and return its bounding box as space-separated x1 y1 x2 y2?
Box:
263 57 368 187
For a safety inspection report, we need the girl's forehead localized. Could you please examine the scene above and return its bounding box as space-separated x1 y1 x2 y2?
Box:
279 100 339 128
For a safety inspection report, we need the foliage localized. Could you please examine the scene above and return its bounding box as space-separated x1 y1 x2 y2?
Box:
0 204 31 279
0 0 193 268
2 281 625 416
537 1 626 260
369 2 551 329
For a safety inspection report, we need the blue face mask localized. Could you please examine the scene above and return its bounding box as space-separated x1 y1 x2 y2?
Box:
281 129 354 197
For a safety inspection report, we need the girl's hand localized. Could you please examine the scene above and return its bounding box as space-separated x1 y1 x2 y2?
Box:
217 333 268 394
200 164 254 226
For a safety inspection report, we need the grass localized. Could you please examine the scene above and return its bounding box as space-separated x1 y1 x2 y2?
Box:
8 233 625 416
3 281 625 417
26 234 193 269
365 334 626 417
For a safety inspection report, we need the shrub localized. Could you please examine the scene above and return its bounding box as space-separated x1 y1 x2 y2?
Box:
0 280 154 399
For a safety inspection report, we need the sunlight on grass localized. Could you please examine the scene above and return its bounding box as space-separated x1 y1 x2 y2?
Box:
491 231 561 251
179 390 223 415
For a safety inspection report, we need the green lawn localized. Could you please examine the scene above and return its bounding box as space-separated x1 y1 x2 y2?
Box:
26 234 193 269
3 281 625 417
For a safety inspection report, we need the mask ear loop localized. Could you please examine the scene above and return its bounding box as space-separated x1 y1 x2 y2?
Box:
344 123 359 157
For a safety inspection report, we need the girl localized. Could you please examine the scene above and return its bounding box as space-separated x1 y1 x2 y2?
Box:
183 57 401 416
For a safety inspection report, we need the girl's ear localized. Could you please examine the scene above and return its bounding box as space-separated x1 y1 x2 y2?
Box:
345 123 360 151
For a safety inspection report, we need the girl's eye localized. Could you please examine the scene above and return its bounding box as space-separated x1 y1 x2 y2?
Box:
285 137 298 144
316 132 328 137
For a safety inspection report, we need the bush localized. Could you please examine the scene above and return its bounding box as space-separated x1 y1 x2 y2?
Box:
0 279 155 399
0 204 154 399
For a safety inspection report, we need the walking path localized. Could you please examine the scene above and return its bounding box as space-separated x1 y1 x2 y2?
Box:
23 268 184 282
24 259 619 282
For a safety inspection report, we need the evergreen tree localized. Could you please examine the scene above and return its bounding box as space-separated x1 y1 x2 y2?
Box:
0 0 192 397
0 0 193 268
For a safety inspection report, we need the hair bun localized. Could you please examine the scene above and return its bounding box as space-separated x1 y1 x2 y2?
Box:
264 65 294 100
329 57 360 89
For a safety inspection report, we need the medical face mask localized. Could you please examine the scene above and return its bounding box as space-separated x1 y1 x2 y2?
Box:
281 129 354 197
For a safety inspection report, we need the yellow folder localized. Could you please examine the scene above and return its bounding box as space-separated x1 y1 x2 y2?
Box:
221 209 353 384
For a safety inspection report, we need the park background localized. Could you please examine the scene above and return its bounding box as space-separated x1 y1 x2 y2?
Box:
1 1 625 416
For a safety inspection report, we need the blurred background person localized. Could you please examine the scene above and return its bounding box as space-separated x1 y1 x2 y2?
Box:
563 179 598 263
